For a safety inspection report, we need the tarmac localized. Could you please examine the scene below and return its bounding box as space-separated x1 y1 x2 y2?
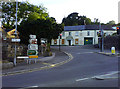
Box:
2 48 73 76
1 46 120 76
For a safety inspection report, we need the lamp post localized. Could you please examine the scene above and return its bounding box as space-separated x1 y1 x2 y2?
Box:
99 21 104 52
13 0 18 66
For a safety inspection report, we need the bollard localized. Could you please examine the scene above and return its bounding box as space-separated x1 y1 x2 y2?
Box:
111 47 115 55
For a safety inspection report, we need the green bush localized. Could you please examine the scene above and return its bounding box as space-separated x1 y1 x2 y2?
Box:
49 52 52 56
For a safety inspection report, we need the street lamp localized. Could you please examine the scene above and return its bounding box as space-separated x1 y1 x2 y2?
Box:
13 0 18 66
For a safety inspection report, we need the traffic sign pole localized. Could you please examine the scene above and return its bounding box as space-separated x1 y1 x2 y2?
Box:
14 0 18 66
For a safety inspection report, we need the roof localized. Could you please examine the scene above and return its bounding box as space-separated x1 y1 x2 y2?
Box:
64 25 85 31
64 25 115 31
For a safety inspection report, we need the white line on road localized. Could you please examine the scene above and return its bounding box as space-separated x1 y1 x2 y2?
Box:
77 52 94 54
76 71 119 82
76 78 90 81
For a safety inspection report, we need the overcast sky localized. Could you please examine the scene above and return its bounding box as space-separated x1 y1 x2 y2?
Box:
20 0 119 24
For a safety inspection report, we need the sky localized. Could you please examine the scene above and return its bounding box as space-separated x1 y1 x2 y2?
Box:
19 0 119 24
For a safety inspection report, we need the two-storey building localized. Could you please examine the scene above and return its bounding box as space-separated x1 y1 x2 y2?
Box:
51 25 116 46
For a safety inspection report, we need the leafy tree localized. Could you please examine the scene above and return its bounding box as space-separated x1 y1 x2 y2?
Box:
62 12 91 26
1 1 48 29
91 18 100 25
116 23 120 26
107 20 115 25
18 17 64 45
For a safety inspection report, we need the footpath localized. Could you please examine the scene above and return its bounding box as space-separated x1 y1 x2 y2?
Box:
95 49 120 57
2 48 73 76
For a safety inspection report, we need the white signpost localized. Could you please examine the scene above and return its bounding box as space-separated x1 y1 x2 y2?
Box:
27 35 38 59
28 44 38 50
29 39 37 44
12 39 21 42
30 35 36 39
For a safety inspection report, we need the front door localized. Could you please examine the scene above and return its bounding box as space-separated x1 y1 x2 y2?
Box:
68 40 71 46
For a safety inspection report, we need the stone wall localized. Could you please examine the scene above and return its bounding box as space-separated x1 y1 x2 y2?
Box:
104 35 120 50
2 42 27 62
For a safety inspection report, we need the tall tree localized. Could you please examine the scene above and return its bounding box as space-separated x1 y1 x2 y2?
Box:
107 20 115 25
1 1 48 29
19 17 64 45
62 12 91 26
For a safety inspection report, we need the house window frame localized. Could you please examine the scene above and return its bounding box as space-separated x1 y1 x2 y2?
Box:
87 31 90 36
75 31 79 36
69 32 71 36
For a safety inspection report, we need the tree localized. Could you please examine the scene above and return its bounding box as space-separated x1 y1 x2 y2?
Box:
1 1 48 29
62 12 92 26
18 17 64 45
107 20 115 25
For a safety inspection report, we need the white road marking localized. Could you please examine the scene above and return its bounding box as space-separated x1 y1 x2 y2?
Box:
19 86 39 89
76 78 89 81
76 71 119 82
77 52 94 54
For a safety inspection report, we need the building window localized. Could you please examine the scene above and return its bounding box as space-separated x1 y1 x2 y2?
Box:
62 39 65 44
75 39 79 44
87 31 90 36
69 32 71 36
54 39 57 44
80 32 82 36
75 31 79 36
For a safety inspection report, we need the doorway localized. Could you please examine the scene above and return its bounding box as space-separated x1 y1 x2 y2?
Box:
68 40 71 46
84 38 93 45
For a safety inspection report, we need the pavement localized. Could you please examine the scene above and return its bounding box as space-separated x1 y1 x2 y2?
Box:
2 48 73 76
95 50 120 57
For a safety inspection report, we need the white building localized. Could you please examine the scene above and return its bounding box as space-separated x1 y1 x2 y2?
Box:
51 25 116 46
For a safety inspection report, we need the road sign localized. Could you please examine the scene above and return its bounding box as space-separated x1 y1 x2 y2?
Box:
28 44 38 50
27 50 38 56
29 39 37 44
11 39 20 42
17 56 29 59
29 55 38 58
30 35 36 39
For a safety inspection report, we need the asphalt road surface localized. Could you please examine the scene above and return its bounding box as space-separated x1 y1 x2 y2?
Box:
2 46 119 88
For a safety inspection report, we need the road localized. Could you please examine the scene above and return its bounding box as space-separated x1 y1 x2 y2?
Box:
2 46 119 88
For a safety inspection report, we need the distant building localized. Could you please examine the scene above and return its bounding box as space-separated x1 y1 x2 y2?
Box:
51 25 116 46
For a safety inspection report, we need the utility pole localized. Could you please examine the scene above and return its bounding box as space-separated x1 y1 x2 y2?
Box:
59 34 62 51
101 29 104 52
14 0 18 66
59 37 60 51
99 22 104 52
99 23 104 52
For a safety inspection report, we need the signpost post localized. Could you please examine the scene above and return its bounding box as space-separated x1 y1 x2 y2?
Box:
59 34 62 51
13 0 18 66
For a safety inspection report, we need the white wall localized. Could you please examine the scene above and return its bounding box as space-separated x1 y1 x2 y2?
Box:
51 30 117 45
